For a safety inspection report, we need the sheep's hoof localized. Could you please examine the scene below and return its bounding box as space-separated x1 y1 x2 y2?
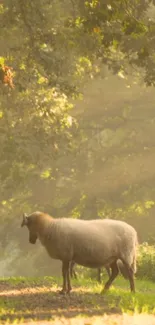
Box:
101 287 109 295
67 289 72 294
58 289 67 295
131 289 135 294
58 289 71 295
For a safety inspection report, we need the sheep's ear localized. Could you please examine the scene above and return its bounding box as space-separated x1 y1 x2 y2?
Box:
21 213 29 227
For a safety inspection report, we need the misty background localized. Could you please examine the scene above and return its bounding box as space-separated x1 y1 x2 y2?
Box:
0 0 155 278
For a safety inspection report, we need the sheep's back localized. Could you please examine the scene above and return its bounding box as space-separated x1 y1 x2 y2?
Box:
43 218 137 268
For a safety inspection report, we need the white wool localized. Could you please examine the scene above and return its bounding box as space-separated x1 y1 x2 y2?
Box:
27 212 138 272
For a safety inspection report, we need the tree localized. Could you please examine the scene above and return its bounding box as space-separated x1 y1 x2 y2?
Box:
0 0 155 275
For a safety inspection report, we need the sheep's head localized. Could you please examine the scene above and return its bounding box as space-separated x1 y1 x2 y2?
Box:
21 213 38 244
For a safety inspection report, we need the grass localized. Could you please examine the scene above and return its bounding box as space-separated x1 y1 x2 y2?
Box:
1 275 155 324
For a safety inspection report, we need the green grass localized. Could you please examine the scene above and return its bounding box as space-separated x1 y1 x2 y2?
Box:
0 276 155 324
75 276 155 313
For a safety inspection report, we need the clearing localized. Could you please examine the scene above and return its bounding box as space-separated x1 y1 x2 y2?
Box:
0 276 155 324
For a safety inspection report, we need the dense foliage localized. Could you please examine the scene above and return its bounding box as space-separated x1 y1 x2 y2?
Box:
137 243 155 281
0 0 155 275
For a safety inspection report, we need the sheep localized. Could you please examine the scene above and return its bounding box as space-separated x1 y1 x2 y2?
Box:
21 211 138 294
70 261 111 282
70 260 128 282
70 261 78 279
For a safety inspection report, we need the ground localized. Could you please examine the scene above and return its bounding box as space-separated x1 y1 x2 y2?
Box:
1 276 155 324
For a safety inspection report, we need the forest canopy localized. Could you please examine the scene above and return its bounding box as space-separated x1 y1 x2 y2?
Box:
0 0 155 276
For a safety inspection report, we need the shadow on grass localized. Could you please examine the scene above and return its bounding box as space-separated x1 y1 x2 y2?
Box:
0 283 122 323
1 277 155 323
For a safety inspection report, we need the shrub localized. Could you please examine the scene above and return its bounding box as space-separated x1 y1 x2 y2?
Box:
136 242 155 281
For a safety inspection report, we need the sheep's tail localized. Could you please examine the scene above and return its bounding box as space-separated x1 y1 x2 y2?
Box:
131 232 138 274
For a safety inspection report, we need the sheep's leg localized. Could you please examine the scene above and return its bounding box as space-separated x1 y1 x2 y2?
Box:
121 262 135 293
59 261 70 294
70 261 77 279
97 268 101 283
105 266 111 278
73 269 77 279
72 268 77 279
67 266 72 293
70 261 74 278
117 260 129 279
102 261 119 292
